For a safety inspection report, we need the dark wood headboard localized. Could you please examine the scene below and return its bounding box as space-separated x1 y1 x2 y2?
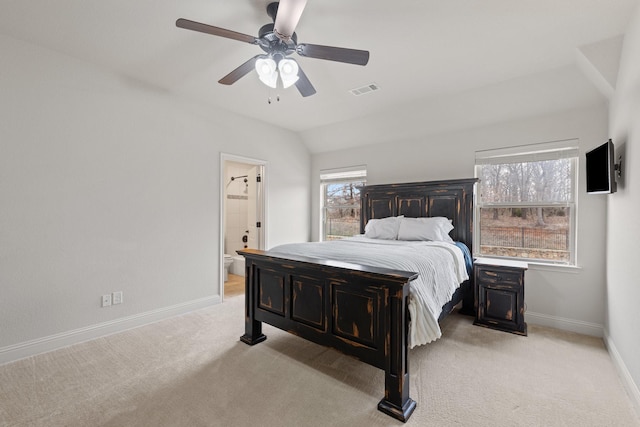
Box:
360 178 478 254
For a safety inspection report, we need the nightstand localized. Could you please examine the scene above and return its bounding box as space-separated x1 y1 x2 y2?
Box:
473 258 528 336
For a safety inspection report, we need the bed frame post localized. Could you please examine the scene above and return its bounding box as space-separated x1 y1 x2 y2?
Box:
377 283 416 422
240 259 266 345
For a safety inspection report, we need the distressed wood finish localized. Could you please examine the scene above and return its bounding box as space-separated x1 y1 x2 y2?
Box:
474 262 528 335
360 178 476 252
239 249 417 421
239 178 477 422
361 178 478 316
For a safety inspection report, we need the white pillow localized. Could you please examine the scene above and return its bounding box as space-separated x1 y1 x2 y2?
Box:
397 217 454 243
364 216 403 240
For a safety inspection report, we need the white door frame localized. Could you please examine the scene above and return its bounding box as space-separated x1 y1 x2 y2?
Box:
219 153 267 300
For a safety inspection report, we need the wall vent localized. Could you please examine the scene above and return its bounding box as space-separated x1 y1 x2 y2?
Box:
349 83 380 96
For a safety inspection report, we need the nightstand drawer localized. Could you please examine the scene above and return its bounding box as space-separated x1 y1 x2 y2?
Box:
476 268 522 286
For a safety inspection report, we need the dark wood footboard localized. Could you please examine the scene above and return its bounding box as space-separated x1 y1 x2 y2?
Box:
238 248 419 422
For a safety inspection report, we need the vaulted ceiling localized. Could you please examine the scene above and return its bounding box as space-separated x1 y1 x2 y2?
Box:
1 0 637 152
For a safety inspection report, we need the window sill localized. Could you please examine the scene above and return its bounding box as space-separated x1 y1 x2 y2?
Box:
474 256 582 274
526 261 582 274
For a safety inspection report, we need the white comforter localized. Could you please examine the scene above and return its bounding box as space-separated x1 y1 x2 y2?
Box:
268 237 468 348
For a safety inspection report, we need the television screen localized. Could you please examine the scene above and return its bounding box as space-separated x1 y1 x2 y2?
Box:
586 139 616 194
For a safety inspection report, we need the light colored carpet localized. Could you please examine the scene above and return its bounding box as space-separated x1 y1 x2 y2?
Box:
1 295 638 427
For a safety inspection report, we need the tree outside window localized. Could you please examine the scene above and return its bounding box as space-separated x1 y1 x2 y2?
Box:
320 168 366 241
475 142 578 265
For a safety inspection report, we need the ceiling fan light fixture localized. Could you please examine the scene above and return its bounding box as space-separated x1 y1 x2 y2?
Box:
278 58 300 88
255 56 278 88
176 0 369 97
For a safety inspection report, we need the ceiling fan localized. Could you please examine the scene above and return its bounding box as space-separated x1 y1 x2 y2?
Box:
176 0 370 97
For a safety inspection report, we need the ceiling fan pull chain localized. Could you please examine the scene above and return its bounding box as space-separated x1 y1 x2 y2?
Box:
266 86 281 104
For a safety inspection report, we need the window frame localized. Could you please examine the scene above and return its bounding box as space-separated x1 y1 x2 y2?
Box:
319 167 367 242
474 141 578 266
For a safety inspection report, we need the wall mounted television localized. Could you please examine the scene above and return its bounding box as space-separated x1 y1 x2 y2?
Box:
585 139 617 194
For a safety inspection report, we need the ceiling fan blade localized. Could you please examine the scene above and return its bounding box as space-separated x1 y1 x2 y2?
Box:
273 0 308 41
295 66 316 97
219 55 261 85
297 43 370 66
176 18 258 44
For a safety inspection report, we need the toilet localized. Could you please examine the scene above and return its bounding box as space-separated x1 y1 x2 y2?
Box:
231 255 245 277
223 254 233 282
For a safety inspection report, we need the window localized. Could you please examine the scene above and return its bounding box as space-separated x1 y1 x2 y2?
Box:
475 140 578 265
320 166 367 241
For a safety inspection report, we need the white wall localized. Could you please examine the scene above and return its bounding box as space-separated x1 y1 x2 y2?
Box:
0 34 310 361
608 1 640 410
312 105 609 335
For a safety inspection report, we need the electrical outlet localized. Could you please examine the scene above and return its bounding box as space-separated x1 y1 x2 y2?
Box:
102 294 112 307
112 291 123 305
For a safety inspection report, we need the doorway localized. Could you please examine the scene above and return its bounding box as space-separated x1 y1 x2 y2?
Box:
220 153 266 301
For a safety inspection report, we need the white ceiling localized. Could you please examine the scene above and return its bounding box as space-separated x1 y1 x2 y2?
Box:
1 0 637 153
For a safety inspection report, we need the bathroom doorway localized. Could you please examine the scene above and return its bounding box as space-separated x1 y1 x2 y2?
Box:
220 153 266 301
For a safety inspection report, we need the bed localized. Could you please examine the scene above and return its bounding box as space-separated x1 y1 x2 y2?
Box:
237 178 477 422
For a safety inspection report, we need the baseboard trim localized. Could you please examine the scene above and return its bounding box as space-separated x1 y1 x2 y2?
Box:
526 311 604 337
0 295 221 366
604 331 640 419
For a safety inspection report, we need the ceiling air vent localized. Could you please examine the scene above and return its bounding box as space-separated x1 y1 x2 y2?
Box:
349 83 380 96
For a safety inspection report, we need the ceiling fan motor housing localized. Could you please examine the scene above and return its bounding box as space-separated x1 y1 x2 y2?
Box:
258 23 297 55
